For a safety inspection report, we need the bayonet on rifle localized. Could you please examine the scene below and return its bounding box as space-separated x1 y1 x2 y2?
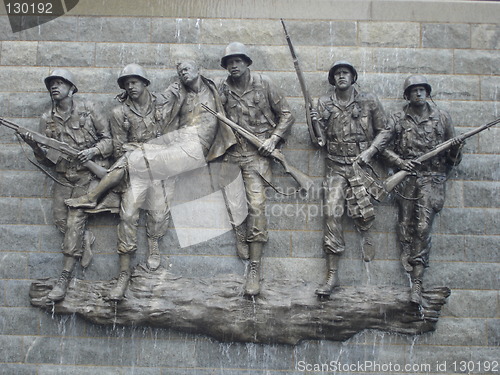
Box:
201 104 314 192
281 18 326 148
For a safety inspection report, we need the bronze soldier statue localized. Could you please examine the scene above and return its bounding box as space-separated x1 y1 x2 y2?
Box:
382 75 463 305
66 61 235 300
218 42 295 296
106 64 171 300
313 61 390 297
22 69 113 302
160 60 235 162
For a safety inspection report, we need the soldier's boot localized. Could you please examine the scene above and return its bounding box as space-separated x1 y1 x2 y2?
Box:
108 270 130 301
244 261 261 296
409 264 424 306
244 242 263 296
81 230 95 269
65 168 124 209
47 270 72 302
147 237 161 271
361 231 375 262
65 194 97 209
315 254 340 297
234 224 249 260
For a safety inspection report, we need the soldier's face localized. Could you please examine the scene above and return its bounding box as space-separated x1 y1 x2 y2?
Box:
226 57 249 78
49 78 72 100
177 62 199 85
333 68 353 90
124 77 147 100
408 86 428 107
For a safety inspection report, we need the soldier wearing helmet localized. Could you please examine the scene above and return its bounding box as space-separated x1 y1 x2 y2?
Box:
218 42 295 296
22 68 112 302
382 75 463 305
313 60 391 297
63 64 168 301
98 63 173 300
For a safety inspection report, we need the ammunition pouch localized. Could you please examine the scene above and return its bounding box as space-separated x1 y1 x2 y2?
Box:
346 173 375 222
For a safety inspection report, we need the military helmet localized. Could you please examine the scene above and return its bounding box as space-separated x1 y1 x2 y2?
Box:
328 60 358 86
403 75 432 99
44 68 78 93
220 42 253 69
117 63 150 89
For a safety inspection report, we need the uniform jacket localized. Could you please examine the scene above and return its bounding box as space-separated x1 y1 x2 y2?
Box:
160 75 236 162
383 102 462 174
110 90 165 159
317 87 389 162
218 72 294 151
39 98 112 174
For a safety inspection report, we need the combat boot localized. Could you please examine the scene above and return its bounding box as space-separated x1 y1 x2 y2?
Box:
107 271 130 301
47 270 72 302
244 261 261 296
147 237 161 271
410 279 423 305
64 194 97 209
315 254 339 297
409 264 424 305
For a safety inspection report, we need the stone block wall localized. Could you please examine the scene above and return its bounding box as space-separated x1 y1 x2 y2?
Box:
0 0 498 374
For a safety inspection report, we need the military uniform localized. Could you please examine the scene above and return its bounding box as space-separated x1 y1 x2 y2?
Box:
384 102 461 268
39 99 112 257
161 75 235 162
110 90 171 255
219 72 294 243
317 88 389 255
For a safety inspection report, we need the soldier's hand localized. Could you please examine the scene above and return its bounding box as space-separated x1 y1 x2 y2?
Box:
310 109 319 120
400 159 420 172
19 131 38 148
258 134 280 157
450 137 464 147
77 147 98 163
356 147 377 166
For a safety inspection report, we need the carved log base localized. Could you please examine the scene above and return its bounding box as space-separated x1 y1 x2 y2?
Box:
30 266 450 345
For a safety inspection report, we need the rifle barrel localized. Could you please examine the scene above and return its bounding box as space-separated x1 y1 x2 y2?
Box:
0 117 21 131
201 103 314 191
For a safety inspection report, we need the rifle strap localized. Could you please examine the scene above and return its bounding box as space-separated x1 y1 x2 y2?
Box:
15 134 73 188
255 168 297 197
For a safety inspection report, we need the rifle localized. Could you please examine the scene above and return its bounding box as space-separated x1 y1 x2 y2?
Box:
383 117 500 192
0 117 108 178
201 104 314 192
281 19 326 148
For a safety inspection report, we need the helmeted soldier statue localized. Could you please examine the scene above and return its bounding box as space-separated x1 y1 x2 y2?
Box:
218 42 295 296
22 69 112 301
382 75 463 305
107 64 171 301
65 61 236 300
313 60 390 297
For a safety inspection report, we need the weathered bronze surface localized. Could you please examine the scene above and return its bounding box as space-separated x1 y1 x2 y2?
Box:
382 75 463 306
218 42 295 296
22 68 113 303
313 61 391 297
30 268 451 344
